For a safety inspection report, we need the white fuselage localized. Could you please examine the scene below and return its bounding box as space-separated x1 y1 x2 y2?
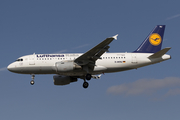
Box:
7 52 171 76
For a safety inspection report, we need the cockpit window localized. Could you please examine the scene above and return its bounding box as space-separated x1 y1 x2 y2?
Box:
16 59 23 62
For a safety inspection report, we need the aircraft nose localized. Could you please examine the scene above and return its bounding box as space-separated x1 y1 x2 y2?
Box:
7 62 23 73
7 64 13 71
7 63 15 72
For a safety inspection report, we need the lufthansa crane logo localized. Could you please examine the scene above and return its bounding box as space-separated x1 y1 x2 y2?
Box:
149 33 162 46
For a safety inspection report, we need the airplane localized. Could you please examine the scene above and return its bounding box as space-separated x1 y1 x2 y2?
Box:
7 25 171 88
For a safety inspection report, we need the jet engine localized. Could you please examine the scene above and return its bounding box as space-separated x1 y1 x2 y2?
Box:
53 75 77 85
55 61 81 72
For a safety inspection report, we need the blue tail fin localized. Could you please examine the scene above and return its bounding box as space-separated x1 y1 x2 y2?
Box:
134 25 165 53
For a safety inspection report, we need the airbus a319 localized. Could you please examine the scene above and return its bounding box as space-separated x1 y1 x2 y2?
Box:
7 25 171 88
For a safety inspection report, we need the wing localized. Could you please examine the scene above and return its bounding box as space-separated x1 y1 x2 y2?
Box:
74 34 118 67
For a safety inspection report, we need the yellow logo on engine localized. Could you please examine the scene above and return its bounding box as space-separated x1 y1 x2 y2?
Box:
149 33 162 46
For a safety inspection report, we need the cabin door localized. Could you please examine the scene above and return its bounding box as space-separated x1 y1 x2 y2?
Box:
29 54 35 65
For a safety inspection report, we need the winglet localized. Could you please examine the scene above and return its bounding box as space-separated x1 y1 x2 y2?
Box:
112 34 118 40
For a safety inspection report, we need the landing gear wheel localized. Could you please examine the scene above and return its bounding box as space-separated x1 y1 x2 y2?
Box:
30 80 35 85
86 74 92 81
30 74 35 85
83 82 89 89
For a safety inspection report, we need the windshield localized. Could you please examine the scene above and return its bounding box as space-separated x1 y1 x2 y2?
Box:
16 58 23 62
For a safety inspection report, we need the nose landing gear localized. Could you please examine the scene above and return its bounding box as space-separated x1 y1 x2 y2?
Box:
30 74 35 85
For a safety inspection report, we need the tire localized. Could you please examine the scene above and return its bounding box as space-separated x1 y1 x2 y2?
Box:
30 80 34 85
86 74 92 80
83 82 89 88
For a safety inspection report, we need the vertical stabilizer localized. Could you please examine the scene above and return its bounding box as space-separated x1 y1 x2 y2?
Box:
134 25 165 53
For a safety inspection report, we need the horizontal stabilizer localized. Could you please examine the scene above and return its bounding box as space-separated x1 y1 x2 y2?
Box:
92 74 101 79
148 47 171 58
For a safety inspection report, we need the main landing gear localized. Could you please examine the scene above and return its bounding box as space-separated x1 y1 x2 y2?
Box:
83 81 89 88
83 74 92 89
86 73 92 80
30 74 35 85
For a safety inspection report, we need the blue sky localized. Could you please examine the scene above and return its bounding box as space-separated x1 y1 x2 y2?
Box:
0 0 180 119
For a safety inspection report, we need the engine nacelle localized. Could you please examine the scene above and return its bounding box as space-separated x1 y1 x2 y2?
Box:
55 61 81 72
53 75 77 85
